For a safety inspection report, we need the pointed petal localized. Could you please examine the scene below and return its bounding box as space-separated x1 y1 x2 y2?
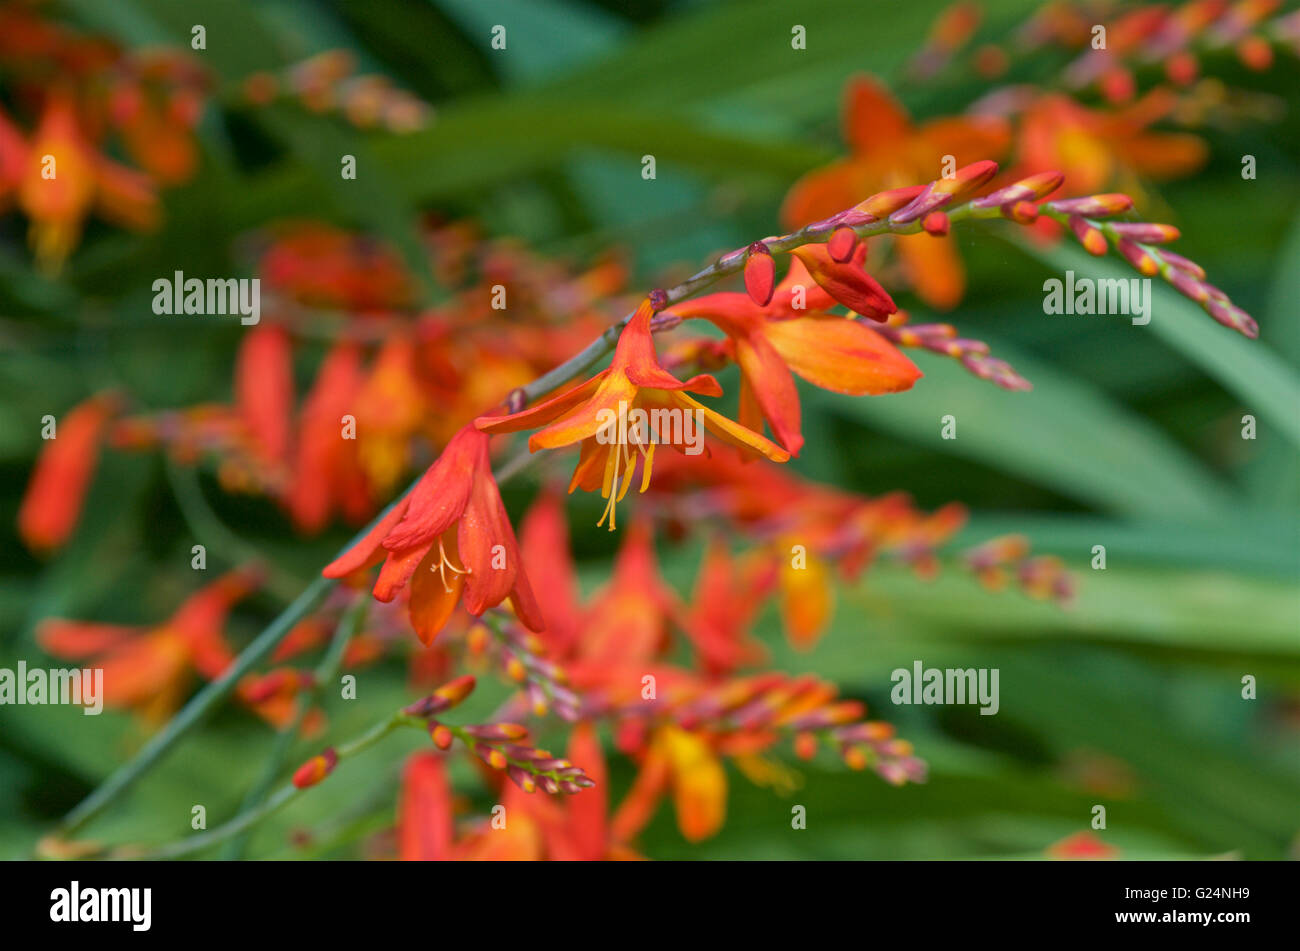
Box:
894 231 965 311
474 370 609 435
321 496 410 578
381 426 481 551
843 75 912 155
763 314 922 395
732 334 804 456
398 752 454 860
566 723 608 859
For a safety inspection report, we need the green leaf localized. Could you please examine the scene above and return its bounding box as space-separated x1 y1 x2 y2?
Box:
807 336 1237 521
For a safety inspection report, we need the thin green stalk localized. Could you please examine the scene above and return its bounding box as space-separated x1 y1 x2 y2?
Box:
218 596 368 859
119 712 416 861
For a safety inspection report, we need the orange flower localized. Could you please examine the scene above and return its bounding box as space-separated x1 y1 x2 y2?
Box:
287 340 371 532
612 725 727 844
18 392 121 553
1013 90 1207 195
397 752 456 861
476 297 789 530
38 568 260 723
16 94 158 272
398 726 639 861
352 333 429 497
666 254 921 455
322 424 543 645
235 324 294 475
683 539 774 676
782 75 1009 309
576 516 681 669
518 489 583 657
1046 830 1119 860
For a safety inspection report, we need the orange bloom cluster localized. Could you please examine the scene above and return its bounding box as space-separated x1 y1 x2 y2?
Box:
0 4 208 270
239 50 430 133
38 568 261 723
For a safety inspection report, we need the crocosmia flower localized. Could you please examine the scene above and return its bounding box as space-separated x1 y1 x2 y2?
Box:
666 255 921 455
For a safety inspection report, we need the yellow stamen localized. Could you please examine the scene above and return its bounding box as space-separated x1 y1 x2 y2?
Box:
433 535 470 593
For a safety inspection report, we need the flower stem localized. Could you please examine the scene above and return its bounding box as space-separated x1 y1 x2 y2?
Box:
117 712 415 861
217 595 368 859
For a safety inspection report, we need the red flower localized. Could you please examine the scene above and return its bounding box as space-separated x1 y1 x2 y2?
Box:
322 425 542 645
18 392 121 553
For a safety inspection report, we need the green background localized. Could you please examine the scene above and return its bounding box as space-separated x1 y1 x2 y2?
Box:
1 0 1297 859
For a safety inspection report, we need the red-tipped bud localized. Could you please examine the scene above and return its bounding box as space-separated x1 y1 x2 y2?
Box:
1236 35 1273 71
790 244 896 321
827 226 858 262
1109 222 1180 244
504 654 527 683
1159 250 1206 280
854 185 926 219
1206 298 1259 338
475 746 509 771
794 731 817 760
465 722 530 741
1100 67 1135 104
292 748 338 788
890 184 954 224
1165 51 1199 85
971 171 1064 209
843 745 869 771
743 243 775 307
932 159 999 199
1046 194 1133 217
432 674 476 709
1165 267 1210 303
1116 238 1159 276
921 211 950 236
1068 215 1108 256
430 724 454 750
1003 201 1039 225
507 766 537 793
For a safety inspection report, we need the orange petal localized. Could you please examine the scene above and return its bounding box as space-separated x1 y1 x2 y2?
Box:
235 325 294 467
732 333 803 456
321 495 411 579
475 370 609 436
843 75 912 155
779 547 833 649
894 231 965 311
17 392 118 552
381 425 481 551
763 314 921 395
662 727 727 842
37 620 139 658
398 752 454 860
